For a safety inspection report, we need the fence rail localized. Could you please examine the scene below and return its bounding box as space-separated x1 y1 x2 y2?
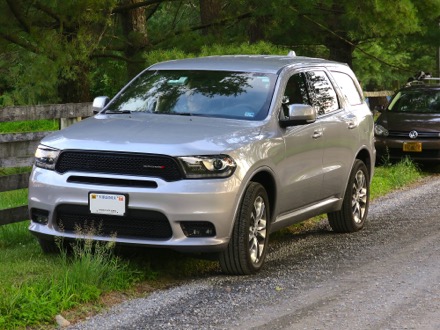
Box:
363 91 394 97
0 92 393 226
0 103 93 226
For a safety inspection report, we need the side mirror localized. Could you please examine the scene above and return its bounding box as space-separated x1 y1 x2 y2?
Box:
92 96 110 114
279 104 317 128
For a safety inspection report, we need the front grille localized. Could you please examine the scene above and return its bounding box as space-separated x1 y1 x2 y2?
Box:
56 151 183 182
55 204 172 239
388 130 440 138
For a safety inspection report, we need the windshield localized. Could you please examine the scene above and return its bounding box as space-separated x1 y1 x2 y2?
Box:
105 70 276 120
388 89 440 113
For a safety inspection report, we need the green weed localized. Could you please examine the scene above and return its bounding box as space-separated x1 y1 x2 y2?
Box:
371 157 422 199
0 225 141 329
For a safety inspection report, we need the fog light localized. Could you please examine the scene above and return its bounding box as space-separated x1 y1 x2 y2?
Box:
31 208 49 225
181 222 216 237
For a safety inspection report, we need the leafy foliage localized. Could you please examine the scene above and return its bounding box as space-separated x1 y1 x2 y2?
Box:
0 0 439 104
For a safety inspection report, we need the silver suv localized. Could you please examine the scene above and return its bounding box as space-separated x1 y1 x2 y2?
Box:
29 54 375 275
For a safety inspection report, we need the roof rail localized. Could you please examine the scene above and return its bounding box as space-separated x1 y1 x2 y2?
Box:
406 76 440 87
422 77 440 82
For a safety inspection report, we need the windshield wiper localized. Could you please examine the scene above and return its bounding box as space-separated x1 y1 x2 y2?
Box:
105 110 132 114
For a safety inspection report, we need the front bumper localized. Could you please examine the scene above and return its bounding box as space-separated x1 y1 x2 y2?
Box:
28 167 243 252
375 137 440 162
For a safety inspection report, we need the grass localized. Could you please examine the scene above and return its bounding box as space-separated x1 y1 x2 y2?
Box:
0 226 143 329
370 157 423 199
0 157 425 329
0 119 58 133
0 189 28 211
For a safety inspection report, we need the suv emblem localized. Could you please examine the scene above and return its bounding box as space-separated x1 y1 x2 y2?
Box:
409 130 418 139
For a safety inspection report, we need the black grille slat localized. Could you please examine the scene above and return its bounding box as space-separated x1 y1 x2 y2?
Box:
56 205 172 239
388 130 440 138
56 151 183 182
67 176 158 188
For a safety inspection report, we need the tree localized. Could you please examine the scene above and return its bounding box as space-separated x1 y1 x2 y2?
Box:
0 0 117 104
199 0 223 36
1 0 439 104
118 0 150 78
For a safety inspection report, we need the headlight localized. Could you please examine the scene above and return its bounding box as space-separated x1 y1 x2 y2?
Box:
34 145 60 170
374 124 389 137
178 155 236 179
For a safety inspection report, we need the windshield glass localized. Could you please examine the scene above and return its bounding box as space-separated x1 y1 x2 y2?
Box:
388 89 440 113
105 70 276 120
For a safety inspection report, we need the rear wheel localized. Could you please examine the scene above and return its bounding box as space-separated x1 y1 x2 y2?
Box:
219 182 270 275
328 159 370 233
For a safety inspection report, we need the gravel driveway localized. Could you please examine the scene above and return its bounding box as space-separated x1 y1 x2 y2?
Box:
69 176 440 330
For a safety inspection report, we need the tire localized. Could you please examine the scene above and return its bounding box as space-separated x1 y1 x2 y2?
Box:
38 237 59 254
219 182 270 275
327 159 370 233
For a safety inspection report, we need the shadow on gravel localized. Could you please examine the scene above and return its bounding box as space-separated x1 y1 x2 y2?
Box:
113 245 221 279
269 218 336 244
111 218 346 279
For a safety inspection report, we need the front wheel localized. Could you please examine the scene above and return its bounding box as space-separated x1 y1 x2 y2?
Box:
38 237 59 254
219 182 270 275
327 159 370 233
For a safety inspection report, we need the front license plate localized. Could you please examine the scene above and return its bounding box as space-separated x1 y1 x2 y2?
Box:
89 193 126 216
403 142 422 152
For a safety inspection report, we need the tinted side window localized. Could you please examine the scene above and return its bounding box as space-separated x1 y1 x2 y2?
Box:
284 73 309 105
305 71 339 115
331 71 363 106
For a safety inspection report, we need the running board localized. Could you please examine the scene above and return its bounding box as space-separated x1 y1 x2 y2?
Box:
270 197 341 233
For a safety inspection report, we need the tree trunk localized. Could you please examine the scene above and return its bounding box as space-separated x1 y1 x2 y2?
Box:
325 36 355 68
57 63 91 103
199 0 222 36
248 18 265 43
323 4 354 67
119 0 149 79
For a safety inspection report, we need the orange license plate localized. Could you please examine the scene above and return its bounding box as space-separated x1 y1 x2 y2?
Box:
403 142 422 152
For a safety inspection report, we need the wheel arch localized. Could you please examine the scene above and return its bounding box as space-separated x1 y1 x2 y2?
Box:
248 170 277 223
356 148 373 180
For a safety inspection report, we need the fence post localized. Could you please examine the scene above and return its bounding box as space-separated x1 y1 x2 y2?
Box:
60 116 82 129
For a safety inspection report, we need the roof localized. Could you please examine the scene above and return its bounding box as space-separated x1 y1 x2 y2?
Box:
147 55 345 74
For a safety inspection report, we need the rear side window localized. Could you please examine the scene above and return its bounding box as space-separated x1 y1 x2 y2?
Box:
331 71 363 106
305 71 339 115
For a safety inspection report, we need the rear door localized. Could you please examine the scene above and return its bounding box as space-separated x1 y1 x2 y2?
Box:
318 69 365 199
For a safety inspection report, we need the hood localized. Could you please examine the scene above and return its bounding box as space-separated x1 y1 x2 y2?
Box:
41 113 264 155
377 112 440 132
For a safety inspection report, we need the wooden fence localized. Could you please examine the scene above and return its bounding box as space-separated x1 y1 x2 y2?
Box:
0 103 93 226
0 91 394 226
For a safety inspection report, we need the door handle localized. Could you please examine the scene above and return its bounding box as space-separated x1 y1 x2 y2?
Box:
347 121 358 129
312 131 323 139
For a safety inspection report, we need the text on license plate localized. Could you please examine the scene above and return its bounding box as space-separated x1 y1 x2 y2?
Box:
403 142 422 152
89 193 126 216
